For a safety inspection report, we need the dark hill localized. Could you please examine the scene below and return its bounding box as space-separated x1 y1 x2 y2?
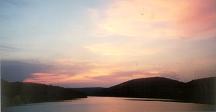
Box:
104 77 185 99
1 80 87 108
95 77 216 104
73 87 105 96
184 77 216 104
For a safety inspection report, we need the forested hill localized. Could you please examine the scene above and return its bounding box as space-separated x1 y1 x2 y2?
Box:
79 77 216 104
101 77 216 104
1 76 215 109
1 80 87 108
105 77 185 99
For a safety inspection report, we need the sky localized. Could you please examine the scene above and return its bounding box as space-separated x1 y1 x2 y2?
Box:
1 0 216 87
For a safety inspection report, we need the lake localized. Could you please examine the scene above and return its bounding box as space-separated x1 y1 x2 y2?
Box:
4 97 215 112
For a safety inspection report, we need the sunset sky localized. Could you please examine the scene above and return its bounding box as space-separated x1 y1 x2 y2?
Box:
1 0 216 87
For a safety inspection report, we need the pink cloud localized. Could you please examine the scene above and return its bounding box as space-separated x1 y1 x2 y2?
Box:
177 0 216 38
23 73 70 84
23 60 95 85
89 0 216 39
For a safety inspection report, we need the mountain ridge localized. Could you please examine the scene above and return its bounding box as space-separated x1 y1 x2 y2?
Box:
80 77 216 104
1 80 87 108
1 76 215 106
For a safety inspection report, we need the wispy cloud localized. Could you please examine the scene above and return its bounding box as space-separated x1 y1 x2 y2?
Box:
0 45 18 51
18 57 216 87
1 60 50 81
89 0 216 39
1 0 216 87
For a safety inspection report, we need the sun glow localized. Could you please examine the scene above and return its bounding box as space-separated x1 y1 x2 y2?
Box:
2 0 214 87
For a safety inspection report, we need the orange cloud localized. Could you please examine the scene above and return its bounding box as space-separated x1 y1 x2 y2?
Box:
85 43 163 62
23 57 216 87
22 60 95 85
23 73 70 84
23 59 157 86
177 0 216 38
89 0 216 39
90 69 181 86
23 72 95 85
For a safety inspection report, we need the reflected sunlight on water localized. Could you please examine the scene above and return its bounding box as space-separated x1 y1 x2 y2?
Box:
5 97 215 112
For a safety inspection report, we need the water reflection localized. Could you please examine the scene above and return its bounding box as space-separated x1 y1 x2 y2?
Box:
5 97 215 112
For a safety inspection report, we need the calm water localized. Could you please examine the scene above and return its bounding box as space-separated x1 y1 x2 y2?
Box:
4 97 215 112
